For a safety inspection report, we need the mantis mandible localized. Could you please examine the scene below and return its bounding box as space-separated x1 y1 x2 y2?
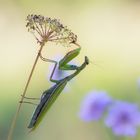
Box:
22 48 89 130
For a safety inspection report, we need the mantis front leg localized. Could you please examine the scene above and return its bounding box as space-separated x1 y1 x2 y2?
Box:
59 43 81 70
39 43 81 82
39 49 81 83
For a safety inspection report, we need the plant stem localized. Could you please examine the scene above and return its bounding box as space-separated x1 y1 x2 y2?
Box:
7 43 44 140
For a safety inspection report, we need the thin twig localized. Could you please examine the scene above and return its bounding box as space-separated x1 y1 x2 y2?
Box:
7 43 45 140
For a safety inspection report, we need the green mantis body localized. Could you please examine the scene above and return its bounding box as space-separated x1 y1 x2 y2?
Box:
7 15 87 140
26 47 89 130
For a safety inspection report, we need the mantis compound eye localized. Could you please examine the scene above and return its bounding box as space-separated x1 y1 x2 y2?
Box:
85 56 89 65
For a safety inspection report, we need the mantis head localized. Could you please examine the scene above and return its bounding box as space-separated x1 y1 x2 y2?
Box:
85 56 89 65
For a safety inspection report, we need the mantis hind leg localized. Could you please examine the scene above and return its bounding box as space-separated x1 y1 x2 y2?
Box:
19 101 38 106
59 43 81 70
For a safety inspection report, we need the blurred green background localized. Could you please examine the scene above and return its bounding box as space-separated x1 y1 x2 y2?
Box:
1 0 140 140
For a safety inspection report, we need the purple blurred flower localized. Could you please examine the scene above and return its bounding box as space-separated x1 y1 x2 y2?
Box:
105 101 140 137
79 90 112 122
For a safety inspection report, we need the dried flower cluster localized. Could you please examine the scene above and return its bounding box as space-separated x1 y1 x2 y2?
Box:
26 14 77 46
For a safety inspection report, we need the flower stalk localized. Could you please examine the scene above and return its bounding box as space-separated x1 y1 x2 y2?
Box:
7 42 45 140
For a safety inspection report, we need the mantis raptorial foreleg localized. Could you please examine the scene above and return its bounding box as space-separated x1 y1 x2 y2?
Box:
39 44 81 82
59 43 81 70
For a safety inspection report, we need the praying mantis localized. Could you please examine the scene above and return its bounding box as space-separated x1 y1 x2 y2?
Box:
21 47 89 130
7 15 89 140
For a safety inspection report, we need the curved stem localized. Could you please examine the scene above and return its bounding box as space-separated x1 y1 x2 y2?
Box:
7 43 45 140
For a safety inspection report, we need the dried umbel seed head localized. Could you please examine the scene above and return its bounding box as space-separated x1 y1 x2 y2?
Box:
26 14 77 46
